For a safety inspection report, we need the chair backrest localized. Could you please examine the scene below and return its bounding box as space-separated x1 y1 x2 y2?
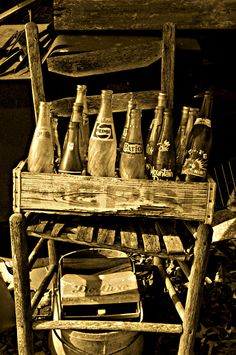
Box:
53 0 236 31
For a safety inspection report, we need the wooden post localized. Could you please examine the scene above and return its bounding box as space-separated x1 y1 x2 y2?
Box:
178 223 212 355
161 22 175 112
25 22 46 122
9 213 34 355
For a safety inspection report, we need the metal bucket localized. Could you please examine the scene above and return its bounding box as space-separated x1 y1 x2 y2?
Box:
50 289 144 355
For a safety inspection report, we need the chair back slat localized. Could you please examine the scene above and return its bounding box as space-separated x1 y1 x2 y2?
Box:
54 0 236 31
49 90 160 118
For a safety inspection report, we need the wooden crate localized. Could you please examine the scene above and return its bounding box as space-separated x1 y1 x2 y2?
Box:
13 160 216 224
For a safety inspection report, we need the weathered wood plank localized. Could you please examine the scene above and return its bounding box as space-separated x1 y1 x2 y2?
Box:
157 220 185 254
47 38 162 77
28 231 187 259
14 165 216 223
49 90 160 118
97 225 116 246
25 22 45 122
33 319 182 333
9 213 34 355
54 0 236 30
139 220 161 253
161 22 175 112
76 225 94 243
178 224 212 354
120 224 139 250
51 223 65 237
163 236 185 255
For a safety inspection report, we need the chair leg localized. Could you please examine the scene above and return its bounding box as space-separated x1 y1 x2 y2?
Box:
178 223 212 355
9 213 34 355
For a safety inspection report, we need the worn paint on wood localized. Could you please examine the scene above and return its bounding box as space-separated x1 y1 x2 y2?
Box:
14 161 216 223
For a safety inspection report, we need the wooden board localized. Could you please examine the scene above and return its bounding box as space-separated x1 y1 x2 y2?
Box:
157 220 185 254
54 0 236 31
47 38 162 77
14 161 216 223
49 90 160 118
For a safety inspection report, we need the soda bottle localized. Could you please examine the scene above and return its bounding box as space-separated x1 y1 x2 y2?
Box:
175 106 190 176
58 102 83 174
119 95 137 154
181 91 213 182
150 108 176 180
27 101 54 173
75 85 90 170
119 108 145 179
87 90 117 177
145 92 167 177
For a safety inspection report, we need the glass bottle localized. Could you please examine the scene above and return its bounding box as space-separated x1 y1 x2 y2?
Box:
87 89 117 177
145 92 167 177
27 101 54 173
76 85 90 170
58 102 83 174
119 95 137 154
175 106 190 176
119 108 145 179
181 91 213 182
150 108 176 180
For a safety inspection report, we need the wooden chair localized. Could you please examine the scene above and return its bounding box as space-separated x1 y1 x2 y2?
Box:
9 1 228 354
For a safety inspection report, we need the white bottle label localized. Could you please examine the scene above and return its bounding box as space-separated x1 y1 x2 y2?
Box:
68 142 74 151
150 167 174 180
194 118 211 128
92 122 114 140
123 142 143 154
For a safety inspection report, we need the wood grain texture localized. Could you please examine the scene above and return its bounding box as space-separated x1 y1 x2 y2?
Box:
14 163 216 223
25 22 45 122
9 213 34 355
49 90 160 118
178 223 213 354
33 319 182 333
54 0 236 30
161 22 175 112
47 39 162 77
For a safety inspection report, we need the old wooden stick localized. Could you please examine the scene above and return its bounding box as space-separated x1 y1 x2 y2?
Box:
25 22 45 122
9 213 34 355
178 223 212 355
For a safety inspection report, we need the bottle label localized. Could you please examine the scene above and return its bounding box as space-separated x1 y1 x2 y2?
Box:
123 142 143 154
68 142 74 151
181 148 208 178
158 139 171 152
121 127 128 140
194 118 211 128
35 130 51 139
146 143 154 156
150 166 174 180
92 122 114 140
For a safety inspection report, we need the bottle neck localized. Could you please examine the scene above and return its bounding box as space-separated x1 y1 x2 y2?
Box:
199 91 213 119
37 102 51 129
157 92 167 108
97 90 113 121
71 103 83 123
160 109 173 141
180 106 190 127
126 109 142 142
75 85 87 105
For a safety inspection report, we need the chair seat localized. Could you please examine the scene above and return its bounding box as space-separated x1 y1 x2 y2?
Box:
26 213 188 260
